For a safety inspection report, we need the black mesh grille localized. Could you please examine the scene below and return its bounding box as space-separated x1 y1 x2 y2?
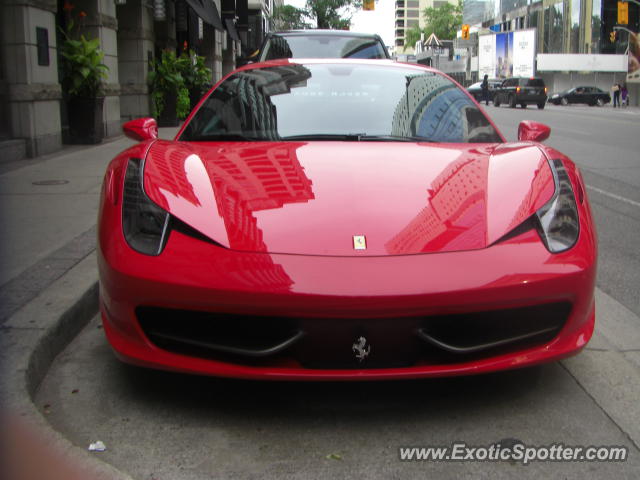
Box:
136 302 571 369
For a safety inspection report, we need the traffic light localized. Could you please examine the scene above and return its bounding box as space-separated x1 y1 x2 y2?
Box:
610 30 617 43
618 1 628 25
461 24 470 40
363 0 375 11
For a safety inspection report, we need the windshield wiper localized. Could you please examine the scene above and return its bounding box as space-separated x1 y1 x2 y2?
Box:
357 135 435 142
184 133 263 141
281 133 365 141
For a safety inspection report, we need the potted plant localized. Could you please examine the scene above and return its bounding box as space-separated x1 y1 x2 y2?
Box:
59 4 109 144
178 50 212 111
148 50 190 127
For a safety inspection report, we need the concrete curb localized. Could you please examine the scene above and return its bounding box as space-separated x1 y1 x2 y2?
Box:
0 253 133 479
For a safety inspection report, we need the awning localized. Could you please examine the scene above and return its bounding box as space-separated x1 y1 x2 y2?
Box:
424 33 443 48
225 18 241 42
185 0 224 31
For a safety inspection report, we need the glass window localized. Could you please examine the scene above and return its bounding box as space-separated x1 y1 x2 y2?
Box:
591 0 601 52
181 64 502 144
526 78 545 87
570 0 581 53
544 3 564 53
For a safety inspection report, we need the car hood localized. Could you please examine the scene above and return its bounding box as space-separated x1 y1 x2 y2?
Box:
143 140 555 256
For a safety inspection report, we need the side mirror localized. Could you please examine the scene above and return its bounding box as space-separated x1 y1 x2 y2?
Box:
123 118 158 141
518 120 550 142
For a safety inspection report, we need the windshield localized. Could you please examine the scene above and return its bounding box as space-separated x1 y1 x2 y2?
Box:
180 63 502 144
262 34 388 60
526 78 545 87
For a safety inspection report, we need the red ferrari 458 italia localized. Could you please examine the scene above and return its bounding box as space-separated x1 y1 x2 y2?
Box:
98 59 597 380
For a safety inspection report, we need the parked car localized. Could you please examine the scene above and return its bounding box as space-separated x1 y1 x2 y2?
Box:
256 30 390 61
100 59 596 380
549 86 611 106
494 77 548 109
467 79 502 102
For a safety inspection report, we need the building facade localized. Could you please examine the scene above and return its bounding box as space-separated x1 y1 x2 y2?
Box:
460 0 638 102
395 0 459 52
1 0 280 161
463 0 638 56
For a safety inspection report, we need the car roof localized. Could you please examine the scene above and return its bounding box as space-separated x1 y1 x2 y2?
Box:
236 58 438 75
269 30 383 39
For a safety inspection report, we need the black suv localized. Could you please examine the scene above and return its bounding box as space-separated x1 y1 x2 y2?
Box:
493 77 548 109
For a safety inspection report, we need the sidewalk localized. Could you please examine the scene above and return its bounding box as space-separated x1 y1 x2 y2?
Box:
0 127 179 323
0 126 179 479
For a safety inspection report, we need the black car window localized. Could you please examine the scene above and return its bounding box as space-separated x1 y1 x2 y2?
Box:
180 63 502 144
526 78 545 87
263 35 388 60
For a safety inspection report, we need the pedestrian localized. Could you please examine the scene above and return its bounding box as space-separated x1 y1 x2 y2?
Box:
612 83 621 107
621 83 628 107
481 74 490 106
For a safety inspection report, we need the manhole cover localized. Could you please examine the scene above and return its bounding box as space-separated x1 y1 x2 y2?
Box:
32 180 69 186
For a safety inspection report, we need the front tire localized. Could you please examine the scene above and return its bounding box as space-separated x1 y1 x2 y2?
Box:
520 103 527 108
537 102 545 109
596 98 604 106
561 97 568 106
494 96 501 107
509 95 516 108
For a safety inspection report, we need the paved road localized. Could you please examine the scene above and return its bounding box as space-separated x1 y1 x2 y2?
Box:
34 105 640 479
34 312 639 479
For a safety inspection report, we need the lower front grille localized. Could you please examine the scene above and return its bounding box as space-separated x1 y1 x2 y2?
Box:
136 302 571 369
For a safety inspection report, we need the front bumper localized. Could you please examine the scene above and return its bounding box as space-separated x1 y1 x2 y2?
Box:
99 219 597 380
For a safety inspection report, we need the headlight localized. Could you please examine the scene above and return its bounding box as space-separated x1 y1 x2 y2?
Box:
122 158 170 255
535 159 579 253
552 94 559 98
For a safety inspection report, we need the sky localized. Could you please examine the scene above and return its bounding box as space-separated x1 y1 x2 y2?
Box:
283 0 395 47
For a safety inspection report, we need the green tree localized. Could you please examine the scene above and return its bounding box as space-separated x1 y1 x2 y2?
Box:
423 1 462 39
403 0 462 51
271 4 312 30
270 1 363 32
404 24 423 51
306 0 361 30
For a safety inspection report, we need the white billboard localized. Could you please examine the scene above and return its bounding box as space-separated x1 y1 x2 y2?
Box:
512 30 536 77
478 34 495 79
537 54 628 72
478 29 536 79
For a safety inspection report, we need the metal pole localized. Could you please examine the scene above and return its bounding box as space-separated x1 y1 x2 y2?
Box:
613 26 637 36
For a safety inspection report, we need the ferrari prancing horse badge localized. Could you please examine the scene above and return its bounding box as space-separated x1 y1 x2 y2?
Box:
352 336 371 362
353 235 367 250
